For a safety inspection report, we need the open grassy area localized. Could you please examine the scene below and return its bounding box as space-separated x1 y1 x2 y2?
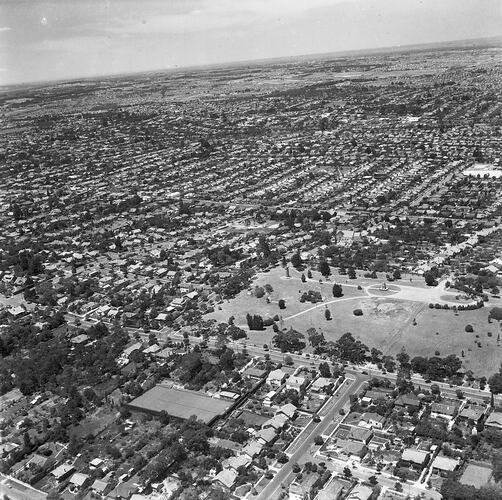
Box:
209 265 367 326
208 265 502 376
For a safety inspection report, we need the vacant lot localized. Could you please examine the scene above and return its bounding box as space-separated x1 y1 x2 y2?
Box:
127 385 232 423
69 407 116 439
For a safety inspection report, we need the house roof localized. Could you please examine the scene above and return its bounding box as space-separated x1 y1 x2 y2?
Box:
485 411 502 427
431 402 458 416
432 456 458 471
263 413 288 430
286 375 305 386
70 473 90 487
395 394 420 407
459 406 485 421
267 369 286 381
214 469 238 489
241 440 264 458
224 454 251 471
92 479 110 492
334 439 366 457
51 464 74 479
347 484 374 500
311 377 332 389
257 427 277 443
401 448 429 464
360 412 384 423
276 402 297 419
348 427 372 442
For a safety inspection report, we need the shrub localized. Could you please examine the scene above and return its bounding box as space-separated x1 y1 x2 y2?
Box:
263 318 274 327
465 324 474 333
353 309 363 316
489 307 502 321
314 435 324 445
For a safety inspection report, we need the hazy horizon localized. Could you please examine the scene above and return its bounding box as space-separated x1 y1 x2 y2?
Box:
1 0 501 86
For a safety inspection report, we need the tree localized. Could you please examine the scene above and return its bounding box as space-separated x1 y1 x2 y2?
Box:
370 348 383 364
382 355 396 372
347 267 357 279
334 333 368 364
424 271 437 286
489 307 502 321
228 325 247 340
343 466 352 478
393 268 402 280
273 328 306 353
246 313 264 330
488 364 502 394
220 349 235 371
325 309 332 321
318 261 331 277
278 299 286 309
332 284 343 297
465 324 474 333
314 435 324 445
394 482 403 493
410 356 428 374
301 273 306 283
307 328 325 348
318 362 331 378
396 348 410 367
291 253 302 268
258 235 271 258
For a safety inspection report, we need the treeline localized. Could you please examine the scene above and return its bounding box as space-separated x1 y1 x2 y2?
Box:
409 355 462 381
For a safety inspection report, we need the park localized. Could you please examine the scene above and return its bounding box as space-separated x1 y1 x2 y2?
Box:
209 265 502 376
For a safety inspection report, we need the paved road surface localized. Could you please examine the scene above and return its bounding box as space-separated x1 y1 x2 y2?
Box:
254 375 367 500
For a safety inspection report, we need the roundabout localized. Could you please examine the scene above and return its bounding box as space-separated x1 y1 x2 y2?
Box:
366 283 401 296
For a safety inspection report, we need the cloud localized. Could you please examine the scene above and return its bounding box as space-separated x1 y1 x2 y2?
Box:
93 0 349 36
0 27 12 32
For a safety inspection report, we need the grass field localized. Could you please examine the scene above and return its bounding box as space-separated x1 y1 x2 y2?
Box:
127 385 232 423
208 265 502 376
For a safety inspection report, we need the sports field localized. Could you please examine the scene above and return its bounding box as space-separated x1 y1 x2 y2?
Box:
127 385 232 423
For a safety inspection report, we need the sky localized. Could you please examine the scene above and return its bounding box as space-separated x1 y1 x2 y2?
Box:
0 0 501 85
